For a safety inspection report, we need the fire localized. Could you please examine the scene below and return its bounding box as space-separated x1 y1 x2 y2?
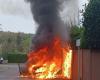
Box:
63 50 72 79
27 37 73 79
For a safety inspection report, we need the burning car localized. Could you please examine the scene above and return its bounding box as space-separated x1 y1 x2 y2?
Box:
20 0 73 80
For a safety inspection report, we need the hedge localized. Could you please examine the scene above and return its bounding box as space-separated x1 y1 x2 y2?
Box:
7 53 27 63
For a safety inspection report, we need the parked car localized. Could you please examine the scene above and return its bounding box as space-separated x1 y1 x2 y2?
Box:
0 57 4 64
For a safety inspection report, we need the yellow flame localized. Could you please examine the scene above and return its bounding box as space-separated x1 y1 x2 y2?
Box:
35 63 57 79
63 49 73 79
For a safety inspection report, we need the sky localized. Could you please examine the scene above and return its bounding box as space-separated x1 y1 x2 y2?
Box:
0 0 88 34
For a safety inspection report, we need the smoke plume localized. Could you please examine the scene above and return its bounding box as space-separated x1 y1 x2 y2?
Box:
27 0 72 50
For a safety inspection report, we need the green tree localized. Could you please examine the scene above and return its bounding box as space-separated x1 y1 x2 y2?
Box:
0 31 32 57
16 33 24 52
70 26 83 49
83 0 100 49
22 34 31 53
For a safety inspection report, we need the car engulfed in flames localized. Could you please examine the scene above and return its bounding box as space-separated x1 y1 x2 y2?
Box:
23 37 73 80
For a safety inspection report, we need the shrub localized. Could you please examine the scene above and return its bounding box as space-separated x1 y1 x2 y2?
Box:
7 53 27 63
70 26 84 49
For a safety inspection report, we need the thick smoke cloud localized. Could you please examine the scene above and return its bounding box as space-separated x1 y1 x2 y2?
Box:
27 0 73 50
28 0 60 25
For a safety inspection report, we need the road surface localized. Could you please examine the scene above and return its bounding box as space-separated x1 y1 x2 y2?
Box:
0 64 21 80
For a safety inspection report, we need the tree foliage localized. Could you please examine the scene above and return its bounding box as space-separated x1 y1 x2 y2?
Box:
0 31 33 59
83 0 100 49
70 26 84 49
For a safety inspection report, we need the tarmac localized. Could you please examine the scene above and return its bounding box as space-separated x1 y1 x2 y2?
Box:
0 64 27 80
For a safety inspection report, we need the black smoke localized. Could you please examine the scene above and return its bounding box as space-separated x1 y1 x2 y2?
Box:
27 0 70 50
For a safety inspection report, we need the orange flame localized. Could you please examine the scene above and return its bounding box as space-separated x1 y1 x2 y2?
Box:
27 37 73 79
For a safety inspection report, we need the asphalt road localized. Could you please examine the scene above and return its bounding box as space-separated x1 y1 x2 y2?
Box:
0 64 21 80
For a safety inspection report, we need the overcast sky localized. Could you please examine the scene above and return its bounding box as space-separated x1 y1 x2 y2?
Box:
0 0 88 34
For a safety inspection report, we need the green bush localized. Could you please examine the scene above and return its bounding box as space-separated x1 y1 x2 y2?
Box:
7 53 27 63
70 26 84 49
